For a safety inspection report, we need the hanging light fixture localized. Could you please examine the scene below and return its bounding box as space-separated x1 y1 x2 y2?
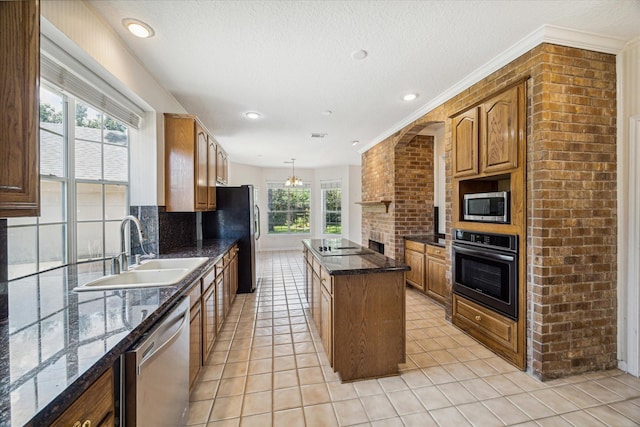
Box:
285 158 303 187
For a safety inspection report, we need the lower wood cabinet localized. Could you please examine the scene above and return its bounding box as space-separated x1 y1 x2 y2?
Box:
452 294 519 365
51 367 114 427
320 279 333 365
188 277 203 390
404 239 446 303
202 268 217 363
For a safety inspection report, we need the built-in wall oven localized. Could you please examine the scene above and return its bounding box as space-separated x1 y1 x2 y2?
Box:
452 229 518 320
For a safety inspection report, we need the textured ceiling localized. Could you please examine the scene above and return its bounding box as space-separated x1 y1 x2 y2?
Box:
87 0 640 169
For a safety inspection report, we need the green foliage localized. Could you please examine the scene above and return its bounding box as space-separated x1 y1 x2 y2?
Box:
39 103 63 123
268 186 310 234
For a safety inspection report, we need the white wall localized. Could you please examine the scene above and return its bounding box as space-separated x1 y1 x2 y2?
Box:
617 37 640 376
40 1 187 206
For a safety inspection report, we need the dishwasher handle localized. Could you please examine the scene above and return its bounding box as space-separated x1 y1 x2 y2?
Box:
137 302 189 375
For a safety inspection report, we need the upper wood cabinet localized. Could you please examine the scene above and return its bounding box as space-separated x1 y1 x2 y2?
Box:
482 86 520 174
452 107 479 178
164 114 216 212
0 0 40 218
453 83 523 179
216 146 228 185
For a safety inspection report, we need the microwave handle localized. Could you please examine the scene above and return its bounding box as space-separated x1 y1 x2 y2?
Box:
453 244 515 262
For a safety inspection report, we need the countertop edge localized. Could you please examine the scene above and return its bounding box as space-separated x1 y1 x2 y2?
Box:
25 239 238 427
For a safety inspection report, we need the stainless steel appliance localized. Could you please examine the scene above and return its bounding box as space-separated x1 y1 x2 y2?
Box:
203 185 258 293
452 229 518 319
124 298 190 426
463 191 509 223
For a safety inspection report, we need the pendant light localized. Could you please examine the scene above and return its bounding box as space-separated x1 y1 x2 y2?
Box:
285 158 303 187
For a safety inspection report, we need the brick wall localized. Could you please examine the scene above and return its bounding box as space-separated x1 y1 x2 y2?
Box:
361 43 617 379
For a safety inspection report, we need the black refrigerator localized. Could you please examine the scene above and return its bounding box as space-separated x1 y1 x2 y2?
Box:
203 185 259 293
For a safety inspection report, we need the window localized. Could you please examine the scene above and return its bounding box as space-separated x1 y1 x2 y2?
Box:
321 181 342 235
267 182 310 234
7 84 129 280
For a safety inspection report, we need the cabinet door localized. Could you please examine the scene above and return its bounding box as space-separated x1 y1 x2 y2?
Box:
51 367 114 427
230 248 238 301
207 137 217 210
195 124 209 211
189 303 202 390
426 256 446 304
202 284 216 362
404 249 425 291
304 256 312 303
320 285 333 365
216 148 225 183
312 270 322 333
0 0 40 217
482 86 519 174
452 107 479 178
216 272 225 333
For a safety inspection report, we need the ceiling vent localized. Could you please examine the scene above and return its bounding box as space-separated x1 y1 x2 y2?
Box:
311 133 327 139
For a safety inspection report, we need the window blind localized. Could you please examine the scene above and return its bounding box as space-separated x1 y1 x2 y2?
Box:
40 36 144 129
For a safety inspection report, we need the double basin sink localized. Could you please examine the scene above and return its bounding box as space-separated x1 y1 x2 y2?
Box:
74 257 209 292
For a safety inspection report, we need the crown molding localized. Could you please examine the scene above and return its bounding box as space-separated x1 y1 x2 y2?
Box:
359 24 629 155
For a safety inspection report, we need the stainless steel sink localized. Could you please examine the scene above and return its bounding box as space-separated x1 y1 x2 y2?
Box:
74 257 209 292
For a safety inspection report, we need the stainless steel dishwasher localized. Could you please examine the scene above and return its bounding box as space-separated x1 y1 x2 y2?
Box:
123 297 190 426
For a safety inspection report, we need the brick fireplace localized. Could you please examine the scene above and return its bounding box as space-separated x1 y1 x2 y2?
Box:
361 43 617 380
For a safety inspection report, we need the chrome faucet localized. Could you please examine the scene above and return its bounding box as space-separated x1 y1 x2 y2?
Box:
117 215 146 272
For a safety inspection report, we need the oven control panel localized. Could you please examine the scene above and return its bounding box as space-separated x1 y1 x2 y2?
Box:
454 229 517 252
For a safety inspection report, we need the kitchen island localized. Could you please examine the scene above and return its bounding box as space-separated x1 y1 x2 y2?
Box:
302 238 410 382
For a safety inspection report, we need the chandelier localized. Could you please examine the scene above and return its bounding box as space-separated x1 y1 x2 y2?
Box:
285 158 303 187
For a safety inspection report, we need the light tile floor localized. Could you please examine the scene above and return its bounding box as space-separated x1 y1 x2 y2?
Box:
187 250 640 426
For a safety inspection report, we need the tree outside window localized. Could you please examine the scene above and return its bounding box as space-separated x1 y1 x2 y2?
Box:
267 183 310 234
322 181 342 235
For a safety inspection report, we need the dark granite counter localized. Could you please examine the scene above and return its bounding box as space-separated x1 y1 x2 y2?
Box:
0 239 236 427
302 238 409 275
404 234 446 248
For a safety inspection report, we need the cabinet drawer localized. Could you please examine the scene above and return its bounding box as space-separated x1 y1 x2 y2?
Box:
453 295 517 352
405 240 426 253
203 267 215 292
426 245 445 259
312 257 321 275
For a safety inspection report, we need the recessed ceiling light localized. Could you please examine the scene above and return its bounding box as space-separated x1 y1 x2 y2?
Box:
403 93 418 101
122 18 155 38
352 140 360 146
321 110 333 116
245 112 261 119
351 49 368 60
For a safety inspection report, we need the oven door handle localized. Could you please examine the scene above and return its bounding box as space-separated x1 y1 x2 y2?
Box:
453 244 516 262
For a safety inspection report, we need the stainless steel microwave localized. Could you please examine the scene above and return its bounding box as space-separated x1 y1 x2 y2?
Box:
463 191 509 223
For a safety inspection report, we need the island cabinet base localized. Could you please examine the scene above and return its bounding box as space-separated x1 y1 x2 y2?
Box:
332 271 406 381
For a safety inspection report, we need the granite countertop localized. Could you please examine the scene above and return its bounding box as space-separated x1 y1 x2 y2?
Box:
404 234 446 248
303 238 409 275
0 239 236 427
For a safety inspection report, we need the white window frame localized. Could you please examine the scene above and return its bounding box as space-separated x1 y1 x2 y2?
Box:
321 180 342 235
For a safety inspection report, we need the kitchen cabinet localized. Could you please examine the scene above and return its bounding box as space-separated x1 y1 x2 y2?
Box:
50 367 114 427
188 279 203 390
452 84 522 179
452 107 479 178
202 268 217 363
164 114 217 212
452 294 519 365
215 258 226 333
223 251 231 310
320 268 333 365
303 242 405 381
404 240 426 291
229 245 238 302
426 245 446 304
404 239 446 304
0 0 40 218
216 146 228 185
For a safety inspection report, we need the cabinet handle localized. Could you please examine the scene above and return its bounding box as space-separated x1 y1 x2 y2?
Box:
82 420 92 427
475 315 482 321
